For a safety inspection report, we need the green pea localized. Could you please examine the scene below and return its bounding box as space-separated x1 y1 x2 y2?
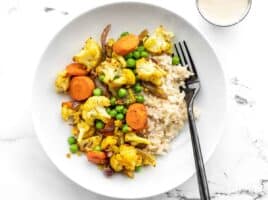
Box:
120 32 129 37
109 109 117 117
118 88 127 98
116 113 124 120
98 74 105 82
122 124 129 133
115 105 124 113
135 166 142 172
133 51 141 59
137 46 145 51
67 136 76 145
70 144 79 153
93 88 102 96
93 145 101 151
134 84 143 93
127 58 136 68
125 52 133 59
141 51 149 58
136 95 145 103
110 97 116 106
95 120 104 129
172 55 180 65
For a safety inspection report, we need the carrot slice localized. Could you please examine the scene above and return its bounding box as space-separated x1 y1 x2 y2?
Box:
126 103 148 130
66 63 88 76
113 34 139 56
87 151 106 164
69 76 95 101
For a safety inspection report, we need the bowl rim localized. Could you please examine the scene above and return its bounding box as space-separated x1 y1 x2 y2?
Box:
31 1 228 199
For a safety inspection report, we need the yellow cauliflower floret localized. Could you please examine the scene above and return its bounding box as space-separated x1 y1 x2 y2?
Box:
96 62 135 88
82 96 110 110
77 121 90 143
110 145 139 172
73 38 102 71
137 149 156 166
88 135 102 149
79 135 102 152
111 69 135 87
110 154 123 172
61 104 75 121
81 96 111 125
101 136 118 150
96 61 120 84
125 132 150 146
136 58 166 86
111 52 127 67
119 145 138 171
55 70 70 92
144 25 174 54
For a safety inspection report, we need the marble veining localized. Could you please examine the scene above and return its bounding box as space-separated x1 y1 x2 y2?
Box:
44 7 69 15
0 135 35 143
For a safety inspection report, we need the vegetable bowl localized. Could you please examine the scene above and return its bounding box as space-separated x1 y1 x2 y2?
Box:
32 2 227 199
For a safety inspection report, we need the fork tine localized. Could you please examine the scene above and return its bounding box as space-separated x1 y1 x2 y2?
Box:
183 41 198 78
174 43 186 66
178 42 188 66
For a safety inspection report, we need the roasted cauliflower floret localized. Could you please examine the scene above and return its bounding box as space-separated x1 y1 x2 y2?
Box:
125 132 150 146
73 38 102 71
96 62 135 88
136 58 166 86
101 136 118 150
96 61 120 84
111 52 127 67
55 70 70 92
144 25 174 54
110 145 139 173
111 69 135 87
76 121 90 143
137 149 156 166
119 145 139 171
110 154 123 172
88 135 102 149
79 135 102 152
61 104 75 121
81 96 111 125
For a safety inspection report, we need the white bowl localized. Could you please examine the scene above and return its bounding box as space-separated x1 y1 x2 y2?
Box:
32 2 227 199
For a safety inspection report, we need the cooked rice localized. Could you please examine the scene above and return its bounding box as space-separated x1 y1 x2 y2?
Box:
144 55 192 155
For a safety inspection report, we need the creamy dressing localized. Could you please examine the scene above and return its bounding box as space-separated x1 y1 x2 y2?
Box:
198 0 250 26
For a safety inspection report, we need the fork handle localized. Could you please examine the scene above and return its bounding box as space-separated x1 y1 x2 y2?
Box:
187 106 211 200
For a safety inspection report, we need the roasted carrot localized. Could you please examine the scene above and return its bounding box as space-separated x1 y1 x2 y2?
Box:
113 34 139 56
61 101 80 110
126 103 148 130
69 76 95 101
62 101 73 108
66 63 88 76
87 151 106 164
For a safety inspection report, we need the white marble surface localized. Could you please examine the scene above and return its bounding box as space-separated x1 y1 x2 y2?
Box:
1 0 268 199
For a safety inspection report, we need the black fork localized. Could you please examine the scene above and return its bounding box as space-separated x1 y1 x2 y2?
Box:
175 41 211 200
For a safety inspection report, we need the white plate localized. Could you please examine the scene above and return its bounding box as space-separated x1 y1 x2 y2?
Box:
32 2 226 199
